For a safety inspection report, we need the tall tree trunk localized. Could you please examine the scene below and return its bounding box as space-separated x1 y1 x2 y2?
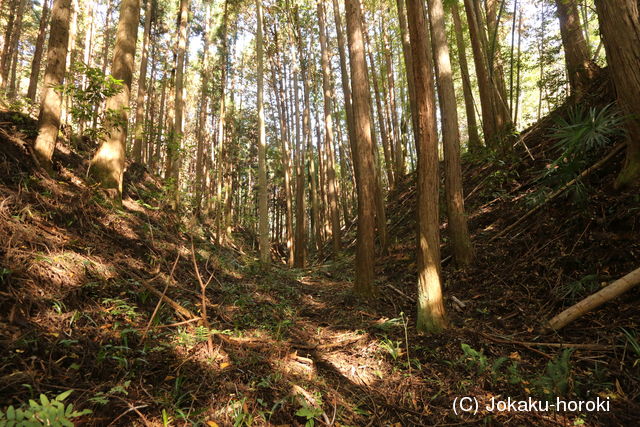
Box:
484 0 510 114
364 26 394 189
594 0 640 188
256 0 269 262
514 9 523 126
215 6 229 243
32 0 71 170
79 0 95 135
406 0 447 333
5 0 26 96
463 0 497 146
555 0 599 96
194 1 212 216
345 0 376 297
396 0 418 150
93 0 112 131
272 51 295 266
27 0 51 101
171 0 189 207
62 0 78 125
132 0 154 163
451 1 481 151
428 0 474 267
317 0 341 252
89 0 140 193
293 64 306 267
381 24 403 180
0 0 16 88
332 0 358 184
295 9 321 253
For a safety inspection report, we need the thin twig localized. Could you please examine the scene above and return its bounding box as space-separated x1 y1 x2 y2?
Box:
141 252 181 341
191 238 215 355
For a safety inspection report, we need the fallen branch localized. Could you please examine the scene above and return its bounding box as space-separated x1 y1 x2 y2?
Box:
546 267 640 331
384 283 412 302
480 332 617 351
136 278 196 320
154 317 202 329
490 143 626 242
191 238 215 355
142 252 181 341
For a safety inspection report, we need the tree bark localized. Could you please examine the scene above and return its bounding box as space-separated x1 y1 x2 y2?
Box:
27 0 51 101
463 0 497 146
272 49 295 266
170 0 189 206
89 0 140 193
256 0 269 263
0 0 16 88
547 267 640 331
406 0 447 333
332 0 358 184
132 0 154 163
5 0 26 96
194 1 212 216
428 0 474 267
594 0 640 188
451 1 481 152
317 0 341 252
345 0 377 297
555 0 598 96
396 0 418 150
364 25 395 189
32 0 71 170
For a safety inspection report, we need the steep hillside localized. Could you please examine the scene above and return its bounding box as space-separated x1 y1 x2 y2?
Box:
1 72 639 426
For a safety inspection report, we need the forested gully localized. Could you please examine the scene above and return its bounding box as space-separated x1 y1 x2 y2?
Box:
1 0 640 424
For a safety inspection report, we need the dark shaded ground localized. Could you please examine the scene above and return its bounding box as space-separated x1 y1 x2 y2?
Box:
1 72 639 426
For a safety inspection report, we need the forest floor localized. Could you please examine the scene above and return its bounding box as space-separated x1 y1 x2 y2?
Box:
1 73 640 426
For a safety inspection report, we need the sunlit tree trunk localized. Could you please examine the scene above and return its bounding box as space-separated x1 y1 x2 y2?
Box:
332 0 358 183
428 0 474 267
381 24 404 180
256 0 269 262
295 9 321 253
0 0 17 88
32 0 71 170
594 0 640 188
407 0 447 333
345 0 377 297
215 6 229 243
463 0 497 147
27 0 51 101
451 1 481 151
171 0 189 207
317 0 342 252
293 63 307 267
132 0 154 163
396 0 418 148
364 26 394 189
514 10 523 126
272 49 295 266
89 0 140 194
4 0 26 96
195 2 212 216
78 0 95 135
62 0 77 126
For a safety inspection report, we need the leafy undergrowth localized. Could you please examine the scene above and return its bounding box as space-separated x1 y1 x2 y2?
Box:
0 70 639 427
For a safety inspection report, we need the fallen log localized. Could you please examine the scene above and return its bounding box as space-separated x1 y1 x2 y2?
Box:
546 267 640 331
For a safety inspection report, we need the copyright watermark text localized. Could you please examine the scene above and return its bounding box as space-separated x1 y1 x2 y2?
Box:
453 396 611 415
